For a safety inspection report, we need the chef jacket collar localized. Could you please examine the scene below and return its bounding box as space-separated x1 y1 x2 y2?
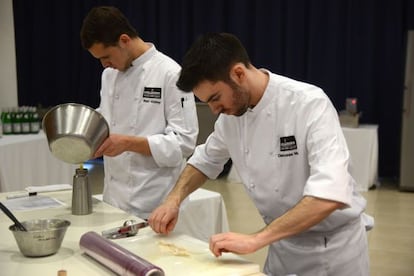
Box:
130 43 157 68
246 69 274 115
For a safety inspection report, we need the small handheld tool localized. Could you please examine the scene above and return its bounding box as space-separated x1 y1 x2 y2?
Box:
101 220 148 239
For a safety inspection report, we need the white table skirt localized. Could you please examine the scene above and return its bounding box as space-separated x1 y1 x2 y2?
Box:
0 131 77 192
342 124 379 191
175 188 230 242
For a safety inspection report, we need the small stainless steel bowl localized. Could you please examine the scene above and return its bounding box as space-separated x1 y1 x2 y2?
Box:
9 219 71 257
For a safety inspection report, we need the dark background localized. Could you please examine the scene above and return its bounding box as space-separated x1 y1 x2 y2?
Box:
12 0 414 180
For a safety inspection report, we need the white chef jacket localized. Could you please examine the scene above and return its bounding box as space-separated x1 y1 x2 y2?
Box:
98 44 198 219
188 71 370 275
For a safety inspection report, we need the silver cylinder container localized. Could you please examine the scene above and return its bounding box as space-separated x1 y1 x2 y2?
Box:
72 168 92 215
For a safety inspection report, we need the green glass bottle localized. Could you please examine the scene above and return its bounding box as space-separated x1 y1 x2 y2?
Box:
3 108 13 135
30 106 40 134
11 107 21 134
21 106 31 134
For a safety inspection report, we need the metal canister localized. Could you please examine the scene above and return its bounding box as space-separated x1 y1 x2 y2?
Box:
72 168 92 215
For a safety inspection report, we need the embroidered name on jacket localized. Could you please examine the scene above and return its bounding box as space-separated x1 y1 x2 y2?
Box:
143 87 161 104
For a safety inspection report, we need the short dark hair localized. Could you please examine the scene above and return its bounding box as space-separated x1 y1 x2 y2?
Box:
80 6 139 49
177 33 251 92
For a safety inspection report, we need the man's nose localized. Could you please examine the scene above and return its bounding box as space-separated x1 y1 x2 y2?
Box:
208 102 221 115
101 60 111 68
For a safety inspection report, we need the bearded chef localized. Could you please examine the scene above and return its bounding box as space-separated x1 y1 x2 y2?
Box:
149 32 373 276
80 6 198 219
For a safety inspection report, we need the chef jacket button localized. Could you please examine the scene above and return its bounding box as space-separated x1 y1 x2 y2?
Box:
115 95 119 99
245 149 249 154
110 175 114 180
250 183 255 189
275 188 279 192
111 122 116 126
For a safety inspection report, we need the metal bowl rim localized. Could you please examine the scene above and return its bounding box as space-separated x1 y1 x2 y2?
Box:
9 219 71 232
42 103 110 130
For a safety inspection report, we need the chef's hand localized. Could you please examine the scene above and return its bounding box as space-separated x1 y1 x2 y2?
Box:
148 201 180 235
94 134 128 158
209 232 260 257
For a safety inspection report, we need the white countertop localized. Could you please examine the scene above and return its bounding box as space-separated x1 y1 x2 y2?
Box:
0 190 262 275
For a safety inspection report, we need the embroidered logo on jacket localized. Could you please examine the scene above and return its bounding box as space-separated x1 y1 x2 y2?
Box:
278 135 299 157
277 135 299 157
280 135 297 151
143 87 161 104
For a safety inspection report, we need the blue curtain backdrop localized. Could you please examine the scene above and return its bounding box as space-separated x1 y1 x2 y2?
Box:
12 0 414 179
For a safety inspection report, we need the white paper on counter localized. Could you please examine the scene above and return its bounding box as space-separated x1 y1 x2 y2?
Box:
25 184 72 193
1 195 66 211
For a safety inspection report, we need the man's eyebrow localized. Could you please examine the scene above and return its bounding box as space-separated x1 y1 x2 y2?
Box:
206 92 219 103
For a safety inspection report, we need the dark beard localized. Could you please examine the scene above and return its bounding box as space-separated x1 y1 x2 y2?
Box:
234 104 249 116
228 80 250 116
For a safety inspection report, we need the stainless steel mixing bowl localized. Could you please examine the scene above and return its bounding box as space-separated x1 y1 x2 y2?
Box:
42 103 109 164
9 219 71 257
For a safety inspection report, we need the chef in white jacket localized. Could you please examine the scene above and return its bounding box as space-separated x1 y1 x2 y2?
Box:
149 33 372 275
80 6 198 219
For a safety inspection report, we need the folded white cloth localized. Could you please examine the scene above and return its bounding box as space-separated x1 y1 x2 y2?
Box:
25 184 72 193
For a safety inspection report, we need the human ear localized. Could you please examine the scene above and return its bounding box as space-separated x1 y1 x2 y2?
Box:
118 34 130 47
229 63 245 85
